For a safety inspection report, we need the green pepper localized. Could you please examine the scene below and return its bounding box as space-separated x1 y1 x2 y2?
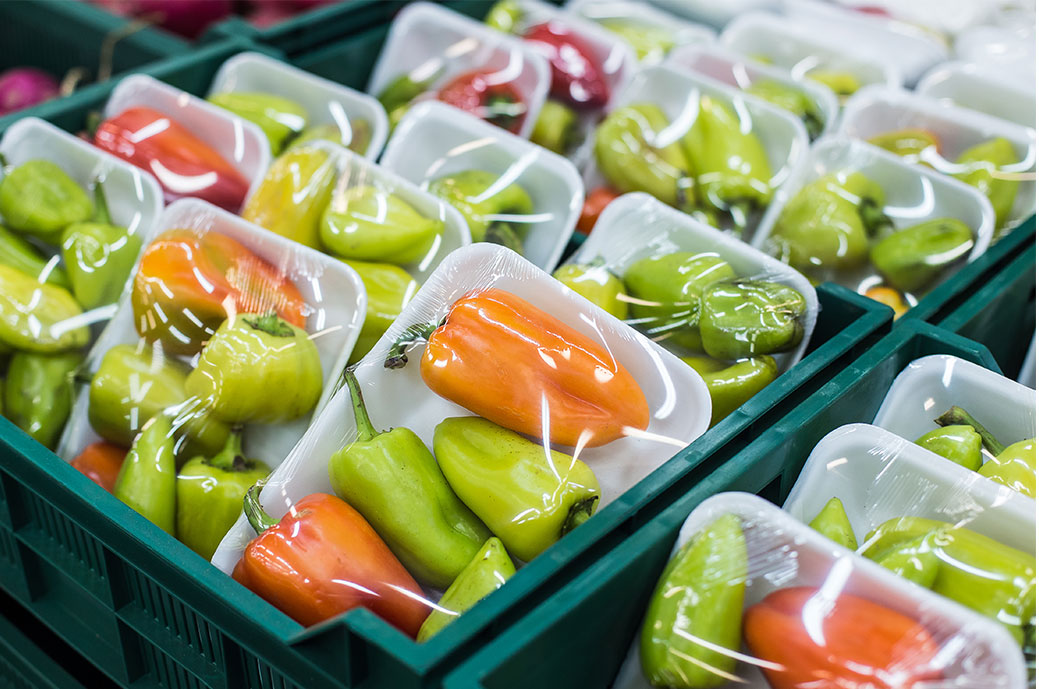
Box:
341 260 418 365
594 103 695 212
176 431 270 561
682 354 778 427
88 343 230 456
427 169 533 251
552 261 629 320
378 73 436 130
869 218 974 293
681 95 772 229
640 513 747 688
807 496 858 550
0 160 93 240
114 414 176 534
914 425 983 471
746 79 824 139
807 69 862 99
433 416 600 562
485 0 523 32
4 350 81 450
60 182 142 310
598 20 676 63
319 184 443 264
699 279 807 359
185 312 322 425
623 252 736 351
530 99 580 155
0 225 70 288
954 137 1020 233
0 264 89 353
328 371 491 588
937 406 1036 498
417 536 516 642
207 91 308 156
874 533 941 590
288 121 372 156
867 128 940 166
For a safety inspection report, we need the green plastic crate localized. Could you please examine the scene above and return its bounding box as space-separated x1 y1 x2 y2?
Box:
0 0 188 131
441 319 1001 689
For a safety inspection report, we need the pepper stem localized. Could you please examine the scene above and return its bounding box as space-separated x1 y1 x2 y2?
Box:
243 484 278 535
859 198 893 237
92 179 112 225
561 496 599 536
935 406 1006 456
384 321 439 369
242 311 294 337
343 368 378 442
209 429 248 472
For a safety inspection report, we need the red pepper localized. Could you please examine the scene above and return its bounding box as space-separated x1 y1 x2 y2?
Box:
522 22 610 109
577 186 620 234
94 106 251 212
437 70 526 134
744 587 943 689
71 441 127 493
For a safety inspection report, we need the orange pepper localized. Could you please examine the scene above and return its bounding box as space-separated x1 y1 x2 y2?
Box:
70 441 127 493
387 288 650 448
743 586 943 688
233 490 430 636
132 229 308 355
577 186 621 234
865 285 909 319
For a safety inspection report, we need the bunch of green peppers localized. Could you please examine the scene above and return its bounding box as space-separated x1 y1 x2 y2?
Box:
0 159 142 449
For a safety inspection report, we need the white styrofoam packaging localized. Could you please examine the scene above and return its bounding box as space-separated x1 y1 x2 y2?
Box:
721 12 903 91
56 198 367 472
212 243 712 573
830 0 996 38
573 192 818 373
564 0 716 65
243 138 470 284
667 43 840 138
752 135 994 299
0 117 164 329
380 101 582 272
871 354 1037 462
645 0 779 30
612 491 1026 689
366 2 550 140
917 61 1037 130
208 51 389 161
955 20 1037 93
839 85 1037 230
583 63 810 241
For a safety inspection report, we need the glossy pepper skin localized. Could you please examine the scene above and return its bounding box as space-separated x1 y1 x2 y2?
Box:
807 69 862 99
0 265 89 353
640 514 747 688
746 79 824 139
807 496 858 550
595 103 696 211
0 225 70 287
328 371 490 588
60 182 142 310
954 137 1020 233
743 587 942 689
94 107 250 212
552 262 629 320
71 441 126 493
914 425 983 471
577 186 620 234
387 288 650 448
434 417 600 562
114 414 177 535
870 218 974 293
437 70 526 134
937 405 1036 497
88 343 230 456
288 120 372 156
4 350 81 450
865 285 909 319
241 145 337 251
484 0 522 33
341 260 417 365
417 537 515 642
176 432 269 561
377 73 435 131
868 127 941 166
427 169 532 250
132 229 308 355
186 313 322 425
699 280 807 359
206 91 308 156
232 487 430 635
530 99 579 154
599 19 674 63
523 22 610 109
681 355 777 427
0 160 93 240
319 184 443 264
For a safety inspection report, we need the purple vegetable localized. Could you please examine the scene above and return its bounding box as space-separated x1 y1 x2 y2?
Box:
0 68 60 116
93 0 232 39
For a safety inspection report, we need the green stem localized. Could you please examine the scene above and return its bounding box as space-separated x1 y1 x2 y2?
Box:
92 179 112 224
859 197 893 237
243 484 278 535
935 406 1006 456
242 311 293 337
343 368 377 442
384 321 439 370
561 496 599 536
208 430 246 472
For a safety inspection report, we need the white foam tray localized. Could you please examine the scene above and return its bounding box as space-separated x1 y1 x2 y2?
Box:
916 61 1037 130
645 0 779 30
565 0 716 65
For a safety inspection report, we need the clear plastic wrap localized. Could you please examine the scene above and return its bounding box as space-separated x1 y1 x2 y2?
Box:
56 198 366 561
917 61 1037 130
645 0 778 30
367 2 551 140
380 100 581 271
94 74 270 213
213 243 713 639
565 0 715 65
613 492 1027 689
754 135 994 316
206 51 389 160
583 63 808 240
0 116 162 452
559 192 817 427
